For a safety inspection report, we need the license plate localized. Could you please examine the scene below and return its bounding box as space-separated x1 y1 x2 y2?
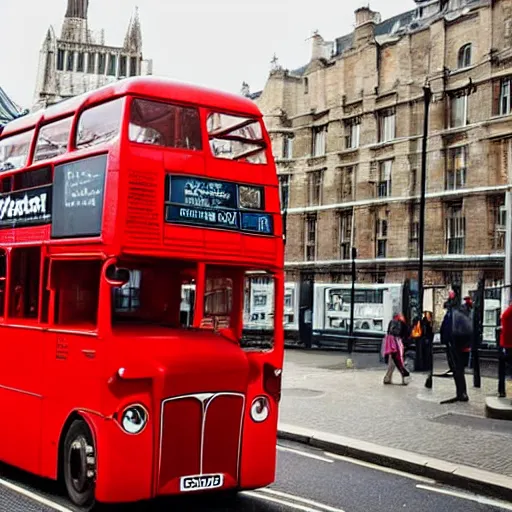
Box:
180 474 224 492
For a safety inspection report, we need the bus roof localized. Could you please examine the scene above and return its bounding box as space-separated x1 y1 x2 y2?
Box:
1 76 262 137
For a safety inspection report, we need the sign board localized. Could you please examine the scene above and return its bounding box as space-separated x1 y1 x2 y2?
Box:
0 185 52 229
51 154 107 238
165 175 273 235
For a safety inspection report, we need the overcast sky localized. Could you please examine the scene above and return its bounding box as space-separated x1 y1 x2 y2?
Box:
0 0 415 108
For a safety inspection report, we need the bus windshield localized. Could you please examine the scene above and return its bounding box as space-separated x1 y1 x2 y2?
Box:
110 259 276 349
111 258 196 328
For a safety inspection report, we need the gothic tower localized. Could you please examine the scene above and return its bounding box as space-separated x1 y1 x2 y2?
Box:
61 0 89 42
65 0 88 18
33 26 58 108
124 7 142 53
33 0 153 111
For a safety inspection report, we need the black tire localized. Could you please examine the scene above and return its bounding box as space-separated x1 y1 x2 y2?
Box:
62 420 96 508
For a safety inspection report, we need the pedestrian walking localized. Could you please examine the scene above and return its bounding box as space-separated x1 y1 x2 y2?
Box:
440 292 472 404
440 291 456 377
382 313 411 386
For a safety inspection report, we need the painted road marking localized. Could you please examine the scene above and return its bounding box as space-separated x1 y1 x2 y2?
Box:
259 488 346 512
0 477 73 512
278 445 334 463
325 453 436 484
243 490 335 512
416 484 512 510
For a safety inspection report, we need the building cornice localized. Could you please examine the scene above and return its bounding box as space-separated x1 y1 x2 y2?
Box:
285 253 505 270
285 185 508 215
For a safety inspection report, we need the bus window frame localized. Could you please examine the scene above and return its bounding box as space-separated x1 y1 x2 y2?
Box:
0 128 37 173
33 115 74 164
126 95 204 154
0 248 8 322
46 256 104 335
3 245 45 329
72 96 126 152
205 110 268 165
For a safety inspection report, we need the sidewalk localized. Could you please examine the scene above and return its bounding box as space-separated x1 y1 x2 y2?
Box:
279 350 512 477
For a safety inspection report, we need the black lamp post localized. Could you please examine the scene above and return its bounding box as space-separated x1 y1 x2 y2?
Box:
348 247 357 354
418 83 431 324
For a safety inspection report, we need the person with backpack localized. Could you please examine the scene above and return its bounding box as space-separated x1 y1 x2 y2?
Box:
440 292 472 403
382 313 411 385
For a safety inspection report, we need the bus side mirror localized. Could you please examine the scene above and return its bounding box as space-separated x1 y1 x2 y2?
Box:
105 265 130 286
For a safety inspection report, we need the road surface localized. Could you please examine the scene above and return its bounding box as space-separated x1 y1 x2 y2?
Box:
0 440 510 511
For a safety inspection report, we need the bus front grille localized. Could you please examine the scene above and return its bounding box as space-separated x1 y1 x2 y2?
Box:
158 392 245 494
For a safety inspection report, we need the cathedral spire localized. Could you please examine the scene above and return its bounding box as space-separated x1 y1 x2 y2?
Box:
124 6 142 52
65 0 89 19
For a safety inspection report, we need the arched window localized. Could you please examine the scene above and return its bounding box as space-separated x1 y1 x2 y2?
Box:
458 44 472 69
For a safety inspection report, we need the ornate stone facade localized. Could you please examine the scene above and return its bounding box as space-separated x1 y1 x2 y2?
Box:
255 0 512 299
33 0 153 109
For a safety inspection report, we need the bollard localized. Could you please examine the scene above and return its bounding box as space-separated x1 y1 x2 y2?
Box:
414 337 424 372
499 347 507 398
496 326 506 398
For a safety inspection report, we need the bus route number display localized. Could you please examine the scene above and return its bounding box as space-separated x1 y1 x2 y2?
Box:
51 154 107 239
165 175 273 235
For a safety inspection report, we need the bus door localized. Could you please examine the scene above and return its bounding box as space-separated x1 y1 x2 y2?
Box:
41 259 104 473
0 247 45 474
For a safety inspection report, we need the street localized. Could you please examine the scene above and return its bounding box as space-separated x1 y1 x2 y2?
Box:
0 440 510 512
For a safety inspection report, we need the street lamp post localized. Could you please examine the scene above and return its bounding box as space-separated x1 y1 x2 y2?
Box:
348 247 357 354
418 83 431 325
418 84 431 379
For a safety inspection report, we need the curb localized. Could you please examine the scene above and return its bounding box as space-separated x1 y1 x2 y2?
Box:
278 423 512 502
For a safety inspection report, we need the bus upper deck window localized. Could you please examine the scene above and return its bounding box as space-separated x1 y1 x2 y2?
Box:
0 129 34 172
129 98 202 151
76 97 124 149
207 112 267 165
34 116 73 162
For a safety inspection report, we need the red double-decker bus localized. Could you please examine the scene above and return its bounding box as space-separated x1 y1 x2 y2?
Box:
0 76 284 507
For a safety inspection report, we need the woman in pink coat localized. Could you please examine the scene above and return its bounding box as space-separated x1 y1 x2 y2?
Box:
382 313 411 385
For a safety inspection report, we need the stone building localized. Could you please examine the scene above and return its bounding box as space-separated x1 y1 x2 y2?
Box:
33 0 153 109
254 0 512 307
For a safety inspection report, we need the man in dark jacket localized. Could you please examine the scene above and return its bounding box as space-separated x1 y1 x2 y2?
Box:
440 293 469 403
440 294 456 376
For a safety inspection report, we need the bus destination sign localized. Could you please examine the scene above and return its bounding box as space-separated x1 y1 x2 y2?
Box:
0 185 52 229
165 175 273 235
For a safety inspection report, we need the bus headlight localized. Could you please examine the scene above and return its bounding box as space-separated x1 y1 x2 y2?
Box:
250 396 270 423
121 405 148 435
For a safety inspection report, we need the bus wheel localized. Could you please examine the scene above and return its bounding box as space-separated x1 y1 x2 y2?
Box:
63 420 96 508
